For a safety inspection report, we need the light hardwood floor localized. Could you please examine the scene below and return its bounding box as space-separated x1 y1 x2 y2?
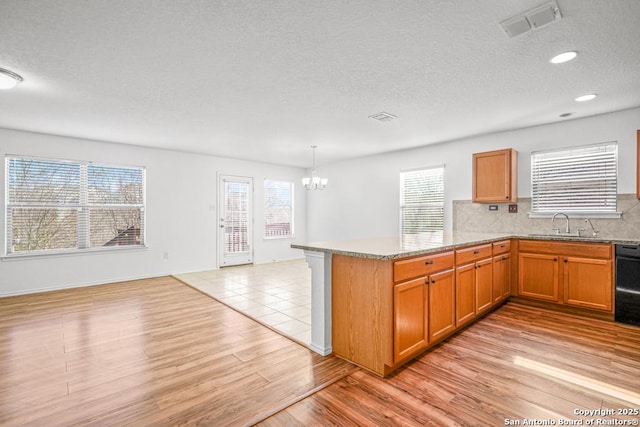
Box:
0 277 356 426
1 276 639 426
260 303 640 426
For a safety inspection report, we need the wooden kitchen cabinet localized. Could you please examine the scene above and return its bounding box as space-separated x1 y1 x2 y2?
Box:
394 277 428 362
455 244 492 326
518 252 559 301
472 148 518 203
427 269 456 342
455 263 476 327
475 258 493 314
492 240 511 303
393 251 454 363
564 256 613 311
517 240 613 312
330 250 455 375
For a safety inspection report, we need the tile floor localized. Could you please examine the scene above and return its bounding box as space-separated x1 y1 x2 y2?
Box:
174 258 312 345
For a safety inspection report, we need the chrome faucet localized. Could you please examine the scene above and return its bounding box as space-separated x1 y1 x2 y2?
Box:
551 212 570 235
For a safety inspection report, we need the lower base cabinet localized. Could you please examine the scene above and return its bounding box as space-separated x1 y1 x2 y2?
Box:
393 268 457 362
455 244 493 326
564 256 612 311
517 240 613 312
475 258 493 314
393 277 428 362
332 241 514 377
455 264 476 327
492 253 511 303
428 269 456 341
518 252 559 301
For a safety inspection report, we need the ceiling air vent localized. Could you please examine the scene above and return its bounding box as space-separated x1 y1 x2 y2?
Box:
369 112 397 122
500 1 562 38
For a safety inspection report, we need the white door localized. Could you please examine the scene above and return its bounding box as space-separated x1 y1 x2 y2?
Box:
218 175 253 267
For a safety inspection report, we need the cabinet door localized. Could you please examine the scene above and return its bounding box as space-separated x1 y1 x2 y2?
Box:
564 257 613 312
493 254 511 303
394 277 428 362
428 269 455 342
518 253 559 301
472 149 516 203
455 263 476 327
475 258 493 314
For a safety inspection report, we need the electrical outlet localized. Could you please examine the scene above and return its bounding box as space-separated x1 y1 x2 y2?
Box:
489 205 498 211
509 204 518 213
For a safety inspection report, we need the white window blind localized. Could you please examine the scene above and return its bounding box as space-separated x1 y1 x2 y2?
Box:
531 142 618 214
6 156 145 255
264 180 293 239
400 166 444 237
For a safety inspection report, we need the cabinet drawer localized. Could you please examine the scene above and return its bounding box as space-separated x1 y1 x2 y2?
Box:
394 251 454 282
456 244 492 265
492 240 511 255
518 240 612 259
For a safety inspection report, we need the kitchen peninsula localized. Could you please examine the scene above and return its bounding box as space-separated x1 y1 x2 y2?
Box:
292 232 513 374
293 231 620 376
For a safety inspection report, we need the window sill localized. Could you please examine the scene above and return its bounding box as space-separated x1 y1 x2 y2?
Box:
264 235 295 241
2 245 148 261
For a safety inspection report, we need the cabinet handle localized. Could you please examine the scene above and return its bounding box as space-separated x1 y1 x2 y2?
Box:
501 256 507 261
425 260 434 265
564 258 568 263
431 280 436 284
553 258 557 262
473 250 480 254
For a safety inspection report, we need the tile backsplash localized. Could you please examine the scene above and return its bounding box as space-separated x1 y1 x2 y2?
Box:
453 194 640 240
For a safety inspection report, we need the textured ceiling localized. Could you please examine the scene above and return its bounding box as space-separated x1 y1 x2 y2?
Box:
1 1 639 167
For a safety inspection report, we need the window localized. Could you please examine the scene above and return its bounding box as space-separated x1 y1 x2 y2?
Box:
6 156 145 255
264 180 293 239
531 142 618 216
400 166 444 242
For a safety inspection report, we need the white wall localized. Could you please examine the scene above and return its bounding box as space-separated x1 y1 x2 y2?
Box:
306 107 640 242
0 128 307 296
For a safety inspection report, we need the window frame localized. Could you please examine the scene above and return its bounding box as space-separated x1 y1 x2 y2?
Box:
529 142 620 218
263 179 294 240
4 155 147 258
399 165 445 241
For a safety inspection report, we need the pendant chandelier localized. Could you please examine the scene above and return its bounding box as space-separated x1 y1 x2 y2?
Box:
302 145 328 190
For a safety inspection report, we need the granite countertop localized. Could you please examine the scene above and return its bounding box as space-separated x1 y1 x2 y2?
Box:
291 232 639 260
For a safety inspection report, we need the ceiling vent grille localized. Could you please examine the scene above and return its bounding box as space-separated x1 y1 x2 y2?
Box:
369 112 397 122
500 1 562 38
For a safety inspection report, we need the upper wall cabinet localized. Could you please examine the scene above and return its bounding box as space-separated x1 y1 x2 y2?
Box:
472 148 518 203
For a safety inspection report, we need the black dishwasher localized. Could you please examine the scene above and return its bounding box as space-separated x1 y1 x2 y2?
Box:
615 244 640 326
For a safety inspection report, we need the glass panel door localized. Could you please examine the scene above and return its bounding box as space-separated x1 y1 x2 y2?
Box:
218 175 253 267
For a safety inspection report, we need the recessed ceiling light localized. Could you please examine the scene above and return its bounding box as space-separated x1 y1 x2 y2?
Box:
574 94 597 102
550 51 577 64
0 67 23 90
